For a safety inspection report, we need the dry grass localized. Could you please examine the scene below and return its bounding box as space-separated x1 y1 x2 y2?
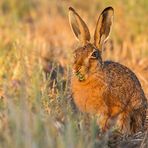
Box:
0 0 148 148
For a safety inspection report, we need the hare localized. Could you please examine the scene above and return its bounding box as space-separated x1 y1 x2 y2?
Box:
69 7 147 134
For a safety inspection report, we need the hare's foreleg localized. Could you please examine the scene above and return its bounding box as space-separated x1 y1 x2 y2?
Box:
116 112 131 134
96 114 112 132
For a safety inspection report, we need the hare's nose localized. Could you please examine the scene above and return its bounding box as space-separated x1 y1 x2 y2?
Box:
73 65 81 73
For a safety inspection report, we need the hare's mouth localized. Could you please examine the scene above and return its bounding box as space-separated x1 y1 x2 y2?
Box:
75 71 85 81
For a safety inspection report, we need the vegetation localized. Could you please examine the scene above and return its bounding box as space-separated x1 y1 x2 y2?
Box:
0 0 148 147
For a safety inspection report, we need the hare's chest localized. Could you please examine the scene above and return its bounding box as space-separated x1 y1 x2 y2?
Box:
72 81 106 114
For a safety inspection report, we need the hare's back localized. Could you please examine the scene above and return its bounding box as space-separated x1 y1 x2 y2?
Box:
103 61 141 86
103 61 146 107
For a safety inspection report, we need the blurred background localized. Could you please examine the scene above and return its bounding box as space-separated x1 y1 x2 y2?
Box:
0 0 148 147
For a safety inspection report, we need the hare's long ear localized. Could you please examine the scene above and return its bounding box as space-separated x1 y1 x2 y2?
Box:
94 7 114 50
69 7 90 45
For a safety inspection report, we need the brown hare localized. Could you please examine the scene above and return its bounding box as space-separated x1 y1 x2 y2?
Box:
69 6 147 134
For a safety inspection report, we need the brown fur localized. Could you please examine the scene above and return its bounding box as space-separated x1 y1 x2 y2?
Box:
69 7 147 134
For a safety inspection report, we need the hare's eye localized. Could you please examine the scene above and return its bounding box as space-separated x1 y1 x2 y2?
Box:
91 50 99 58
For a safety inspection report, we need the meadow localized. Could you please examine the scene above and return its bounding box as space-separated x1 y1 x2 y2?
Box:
0 0 148 147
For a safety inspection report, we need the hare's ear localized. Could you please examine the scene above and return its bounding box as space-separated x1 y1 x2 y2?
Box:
69 7 90 45
94 7 114 50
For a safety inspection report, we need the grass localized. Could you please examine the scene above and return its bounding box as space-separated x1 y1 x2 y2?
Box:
0 0 148 148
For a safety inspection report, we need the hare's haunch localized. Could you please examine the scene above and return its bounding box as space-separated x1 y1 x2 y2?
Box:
69 7 147 134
